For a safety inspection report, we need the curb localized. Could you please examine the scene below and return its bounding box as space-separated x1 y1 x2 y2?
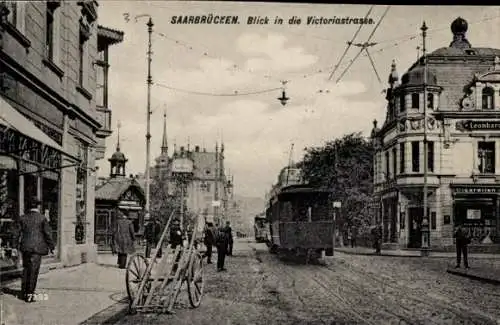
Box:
446 269 500 285
335 250 423 258
79 298 129 325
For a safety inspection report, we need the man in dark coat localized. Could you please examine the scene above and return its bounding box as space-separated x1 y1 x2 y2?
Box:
371 225 382 255
203 222 215 264
454 225 470 269
12 198 55 302
112 210 135 269
144 216 162 258
223 221 234 256
169 219 184 274
216 225 229 271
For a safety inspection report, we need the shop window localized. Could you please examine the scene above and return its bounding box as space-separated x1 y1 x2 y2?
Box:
411 93 419 109
427 141 434 172
399 142 405 173
411 141 420 172
42 176 60 249
392 147 397 178
478 141 495 174
0 169 19 271
482 87 494 110
75 143 88 244
430 212 436 230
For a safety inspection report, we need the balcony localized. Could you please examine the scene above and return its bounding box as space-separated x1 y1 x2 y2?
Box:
95 108 112 139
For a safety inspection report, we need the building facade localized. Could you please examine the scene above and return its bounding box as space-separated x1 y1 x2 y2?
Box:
371 17 500 251
147 113 233 227
0 1 123 272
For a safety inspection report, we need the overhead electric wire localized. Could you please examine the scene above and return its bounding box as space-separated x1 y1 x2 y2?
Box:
335 6 391 84
154 82 282 97
327 5 374 81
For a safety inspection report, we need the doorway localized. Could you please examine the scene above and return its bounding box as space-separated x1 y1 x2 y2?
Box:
408 207 422 248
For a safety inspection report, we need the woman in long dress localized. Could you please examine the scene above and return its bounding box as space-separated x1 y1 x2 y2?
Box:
112 210 135 269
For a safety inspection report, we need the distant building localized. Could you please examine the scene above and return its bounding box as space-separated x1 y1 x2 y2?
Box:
94 132 145 251
371 17 500 252
142 113 233 227
0 1 123 273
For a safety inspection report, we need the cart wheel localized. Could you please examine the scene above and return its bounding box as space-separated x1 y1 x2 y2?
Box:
126 254 149 307
187 253 204 308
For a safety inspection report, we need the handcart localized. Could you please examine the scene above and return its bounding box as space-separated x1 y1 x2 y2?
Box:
125 210 205 314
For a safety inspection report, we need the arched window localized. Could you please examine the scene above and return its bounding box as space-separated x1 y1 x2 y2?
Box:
427 93 434 110
482 87 494 110
411 93 419 109
400 95 406 113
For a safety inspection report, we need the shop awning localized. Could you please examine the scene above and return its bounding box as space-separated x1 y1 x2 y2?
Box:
0 96 77 161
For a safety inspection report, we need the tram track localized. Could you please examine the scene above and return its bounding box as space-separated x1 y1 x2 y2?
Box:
326 257 499 325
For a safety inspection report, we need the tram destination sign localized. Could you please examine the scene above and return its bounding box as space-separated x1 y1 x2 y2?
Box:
457 120 500 131
453 187 500 194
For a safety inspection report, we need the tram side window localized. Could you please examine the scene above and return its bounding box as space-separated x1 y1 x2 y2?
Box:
311 198 329 221
291 200 309 221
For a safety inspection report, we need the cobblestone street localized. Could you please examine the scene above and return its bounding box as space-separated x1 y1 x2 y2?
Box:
114 241 500 325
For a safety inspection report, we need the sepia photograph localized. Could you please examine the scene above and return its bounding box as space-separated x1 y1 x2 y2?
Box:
0 1 499 324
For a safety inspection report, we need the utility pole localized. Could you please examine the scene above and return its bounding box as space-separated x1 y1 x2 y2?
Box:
421 21 430 257
144 18 153 218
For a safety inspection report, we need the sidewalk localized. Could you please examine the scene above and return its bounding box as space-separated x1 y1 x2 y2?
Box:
336 246 500 285
1 254 127 325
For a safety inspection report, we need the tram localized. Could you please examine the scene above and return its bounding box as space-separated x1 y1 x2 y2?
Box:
266 166 335 263
254 213 269 243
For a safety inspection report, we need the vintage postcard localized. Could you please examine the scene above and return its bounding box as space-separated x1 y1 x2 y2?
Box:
1 1 499 324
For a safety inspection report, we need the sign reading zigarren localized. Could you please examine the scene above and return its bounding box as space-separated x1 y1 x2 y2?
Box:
458 120 500 131
453 187 500 194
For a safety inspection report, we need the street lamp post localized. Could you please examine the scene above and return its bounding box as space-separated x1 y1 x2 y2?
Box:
144 18 153 220
421 21 431 257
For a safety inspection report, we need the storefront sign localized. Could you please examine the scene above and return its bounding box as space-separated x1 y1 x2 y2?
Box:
171 158 193 174
0 128 61 169
457 120 500 131
453 187 500 194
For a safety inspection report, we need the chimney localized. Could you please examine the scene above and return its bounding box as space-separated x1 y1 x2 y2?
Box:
195 145 200 152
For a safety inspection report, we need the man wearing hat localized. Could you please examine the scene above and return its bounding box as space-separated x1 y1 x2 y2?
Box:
12 198 55 302
169 218 184 274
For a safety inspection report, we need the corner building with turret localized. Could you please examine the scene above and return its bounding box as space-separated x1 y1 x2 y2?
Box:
371 17 500 252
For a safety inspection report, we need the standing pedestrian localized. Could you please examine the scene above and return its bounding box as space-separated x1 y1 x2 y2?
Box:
12 198 55 302
351 227 357 248
215 225 228 272
223 221 233 256
203 222 215 264
169 219 184 274
371 225 382 255
454 225 470 269
112 210 135 269
144 216 162 258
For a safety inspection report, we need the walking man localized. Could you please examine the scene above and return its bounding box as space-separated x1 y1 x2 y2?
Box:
112 210 135 269
216 224 229 271
224 221 233 256
144 216 162 258
454 225 470 269
12 198 55 302
203 222 215 264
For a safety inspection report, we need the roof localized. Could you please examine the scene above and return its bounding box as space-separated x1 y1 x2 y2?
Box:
95 177 145 201
98 25 124 43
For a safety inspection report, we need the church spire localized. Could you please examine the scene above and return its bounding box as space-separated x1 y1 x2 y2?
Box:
116 120 121 151
161 110 168 155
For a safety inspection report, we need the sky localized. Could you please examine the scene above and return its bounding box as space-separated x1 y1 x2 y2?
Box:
95 2 500 198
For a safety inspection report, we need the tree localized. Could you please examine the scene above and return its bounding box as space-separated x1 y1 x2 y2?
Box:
298 133 374 241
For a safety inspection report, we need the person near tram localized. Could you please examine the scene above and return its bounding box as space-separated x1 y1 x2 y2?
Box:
215 224 230 272
169 218 184 275
112 210 136 269
454 225 470 269
12 198 55 303
144 215 163 258
223 221 234 256
203 222 215 264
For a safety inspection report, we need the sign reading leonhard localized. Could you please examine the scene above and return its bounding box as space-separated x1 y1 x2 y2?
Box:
453 187 500 194
458 120 500 131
